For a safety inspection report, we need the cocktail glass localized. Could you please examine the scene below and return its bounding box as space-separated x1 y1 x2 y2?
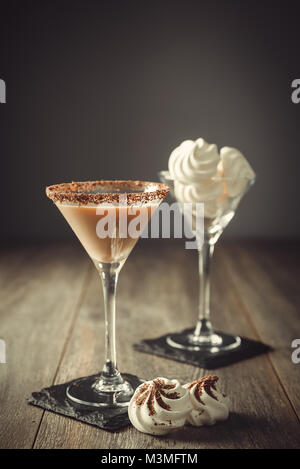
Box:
158 171 255 354
46 180 169 407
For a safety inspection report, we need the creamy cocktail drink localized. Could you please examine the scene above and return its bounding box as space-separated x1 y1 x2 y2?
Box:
57 204 154 264
46 180 169 408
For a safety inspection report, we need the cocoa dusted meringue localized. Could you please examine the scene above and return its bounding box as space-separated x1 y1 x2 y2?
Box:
128 377 192 435
184 375 229 426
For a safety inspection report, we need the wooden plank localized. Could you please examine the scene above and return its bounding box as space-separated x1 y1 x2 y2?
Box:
0 242 90 449
241 240 300 315
221 240 300 418
34 240 300 449
0 243 39 293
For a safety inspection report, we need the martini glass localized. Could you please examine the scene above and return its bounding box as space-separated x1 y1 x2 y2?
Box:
159 171 255 354
46 180 169 407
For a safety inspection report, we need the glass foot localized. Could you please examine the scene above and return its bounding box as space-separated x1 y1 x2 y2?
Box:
166 330 241 354
66 374 136 408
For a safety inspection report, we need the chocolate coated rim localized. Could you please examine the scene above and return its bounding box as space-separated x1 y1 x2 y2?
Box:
46 180 169 205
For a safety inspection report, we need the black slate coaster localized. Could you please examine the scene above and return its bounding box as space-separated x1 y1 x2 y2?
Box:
27 373 142 432
133 328 271 369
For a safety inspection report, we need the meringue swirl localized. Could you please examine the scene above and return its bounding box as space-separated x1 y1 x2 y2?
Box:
184 375 229 426
219 146 256 197
168 137 255 218
169 138 220 183
128 377 192 435
168 138 225 218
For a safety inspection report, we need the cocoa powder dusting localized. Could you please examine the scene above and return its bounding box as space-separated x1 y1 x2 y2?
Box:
46 180 169 206
135 383 150 407
187 375 219 405
135 378 180 416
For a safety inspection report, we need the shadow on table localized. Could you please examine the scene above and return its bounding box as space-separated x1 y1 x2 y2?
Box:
166 412 270 446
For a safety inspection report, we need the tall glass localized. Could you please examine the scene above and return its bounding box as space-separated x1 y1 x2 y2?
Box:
46 180 169 407
159 171 255 354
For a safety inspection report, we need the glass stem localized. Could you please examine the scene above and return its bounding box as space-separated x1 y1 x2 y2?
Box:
97 261 124 387
193 241 215 343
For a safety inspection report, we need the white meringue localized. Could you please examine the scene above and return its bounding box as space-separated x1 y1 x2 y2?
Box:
168 137 255 219
219 146 255 197
168 138 225 218
128 377 192 435
184 375 229 426
169 138 220 183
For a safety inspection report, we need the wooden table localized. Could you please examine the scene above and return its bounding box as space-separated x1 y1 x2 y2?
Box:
0 238 299 449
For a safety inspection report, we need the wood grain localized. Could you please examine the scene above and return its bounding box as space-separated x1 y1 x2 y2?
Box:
0 239 299 449
0 242 90 448
221 240 300 418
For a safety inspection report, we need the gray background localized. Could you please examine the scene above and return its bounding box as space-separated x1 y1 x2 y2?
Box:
0 0 299 240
